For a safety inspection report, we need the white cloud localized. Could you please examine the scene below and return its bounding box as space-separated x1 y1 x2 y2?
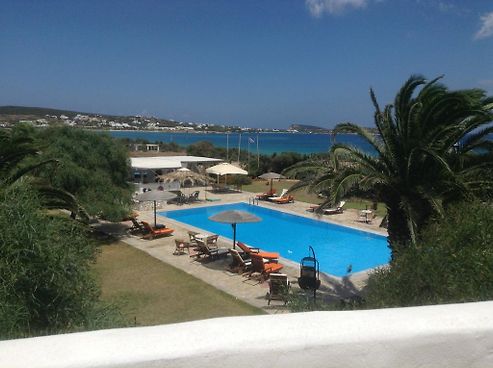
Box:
475 11 493 40
305 0 369 17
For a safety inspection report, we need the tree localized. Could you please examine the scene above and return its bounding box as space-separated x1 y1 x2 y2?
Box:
0 125 87 219
32 127 133 221
363 201 493 307
285 75 493 255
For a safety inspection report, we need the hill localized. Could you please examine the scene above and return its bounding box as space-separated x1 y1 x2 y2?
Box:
0 105 85 118
289 123 330 133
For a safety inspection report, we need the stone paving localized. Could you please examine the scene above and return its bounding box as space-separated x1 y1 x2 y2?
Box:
95 188 388 313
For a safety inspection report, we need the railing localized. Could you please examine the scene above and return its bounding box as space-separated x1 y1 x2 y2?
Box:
1 301 492 367
248 197 259 205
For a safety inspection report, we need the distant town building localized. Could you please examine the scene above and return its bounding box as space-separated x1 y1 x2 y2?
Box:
146 144 159 152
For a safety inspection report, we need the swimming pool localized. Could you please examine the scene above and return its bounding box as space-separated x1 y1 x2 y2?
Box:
161 203 390 277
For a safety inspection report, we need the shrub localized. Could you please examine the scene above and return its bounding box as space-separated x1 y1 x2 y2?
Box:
0 183 125 338
229 174 252 187
363 201 493 308
32 126 133 221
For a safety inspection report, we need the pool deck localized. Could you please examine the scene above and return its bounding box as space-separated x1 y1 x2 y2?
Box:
95 189 388 314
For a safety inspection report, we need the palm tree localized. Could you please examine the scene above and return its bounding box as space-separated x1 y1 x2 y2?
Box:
0 127 89 221
286 75 493 256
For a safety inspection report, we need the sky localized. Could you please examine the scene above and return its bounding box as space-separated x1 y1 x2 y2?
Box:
0 0 492 128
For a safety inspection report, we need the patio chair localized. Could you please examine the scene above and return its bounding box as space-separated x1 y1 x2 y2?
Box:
195 241 229 261
268 188 288 201
250 253 284 282
188 230 199 246
187 190 200 203
323 201 346 215
236 241 279 261
141 221 175 239
173 239 190 255
267 273 291 305
228 249 252 274
168 191 187 205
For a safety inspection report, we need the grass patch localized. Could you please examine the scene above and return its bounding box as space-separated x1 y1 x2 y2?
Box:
242 180 387 217
92 242 263 326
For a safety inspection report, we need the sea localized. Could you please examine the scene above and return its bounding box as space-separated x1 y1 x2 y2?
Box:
107 131 374 155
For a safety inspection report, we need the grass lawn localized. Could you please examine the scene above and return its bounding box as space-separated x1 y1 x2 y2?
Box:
92 242 263 326
241 179 387 217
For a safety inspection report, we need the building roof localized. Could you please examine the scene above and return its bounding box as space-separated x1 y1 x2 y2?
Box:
130 156 222 170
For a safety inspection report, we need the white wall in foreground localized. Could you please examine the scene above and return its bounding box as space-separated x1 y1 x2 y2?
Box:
1 301 493 368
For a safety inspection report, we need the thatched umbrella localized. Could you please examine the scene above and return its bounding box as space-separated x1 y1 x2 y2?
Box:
158 168 211 187
135 190 176 227
209 210 261 249
258 172 285 193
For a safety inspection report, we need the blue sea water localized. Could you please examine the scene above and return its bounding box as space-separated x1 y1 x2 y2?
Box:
162 202 389 277
107 131 374 155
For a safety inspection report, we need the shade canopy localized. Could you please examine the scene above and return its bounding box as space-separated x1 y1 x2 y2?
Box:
258 172 285 193
258 172 285 180
206 162 247 176
209 210 261 249
158 170 210 187
209 210 261 224
135 190 177 227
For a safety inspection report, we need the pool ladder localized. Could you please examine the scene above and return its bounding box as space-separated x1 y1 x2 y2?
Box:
248 197 259 205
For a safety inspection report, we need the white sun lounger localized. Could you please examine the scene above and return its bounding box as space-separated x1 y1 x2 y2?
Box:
268 188 288 201
323 201 346 215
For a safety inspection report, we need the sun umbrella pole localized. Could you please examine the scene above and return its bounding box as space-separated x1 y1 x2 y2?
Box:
232 223 237 249
153 200 157 227
270 179 273 194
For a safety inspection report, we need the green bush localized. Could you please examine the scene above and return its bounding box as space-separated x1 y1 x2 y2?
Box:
229 174 252 187
32 127 133 221
0 183 125 338
363 201 493 308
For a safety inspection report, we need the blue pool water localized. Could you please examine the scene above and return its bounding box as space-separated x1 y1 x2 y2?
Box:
161 203 390 277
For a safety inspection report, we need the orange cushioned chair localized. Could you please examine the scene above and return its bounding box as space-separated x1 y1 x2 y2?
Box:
250 253 284 282
236 241 279 261
141 221 174 239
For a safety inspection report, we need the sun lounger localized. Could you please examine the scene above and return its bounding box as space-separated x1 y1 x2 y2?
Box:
129 217 145 234
141 221 175 239
250 253 284 282
256 189 276 200
323 201 346 215
236 241 279 261
271 195 294 204
267 273 291 305
268 188 288 201
306 204 323 212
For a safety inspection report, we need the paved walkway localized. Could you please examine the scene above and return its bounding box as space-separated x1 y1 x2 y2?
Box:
95 188 388 313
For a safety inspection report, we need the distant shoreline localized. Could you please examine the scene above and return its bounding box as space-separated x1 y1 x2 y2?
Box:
97 129 334 135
